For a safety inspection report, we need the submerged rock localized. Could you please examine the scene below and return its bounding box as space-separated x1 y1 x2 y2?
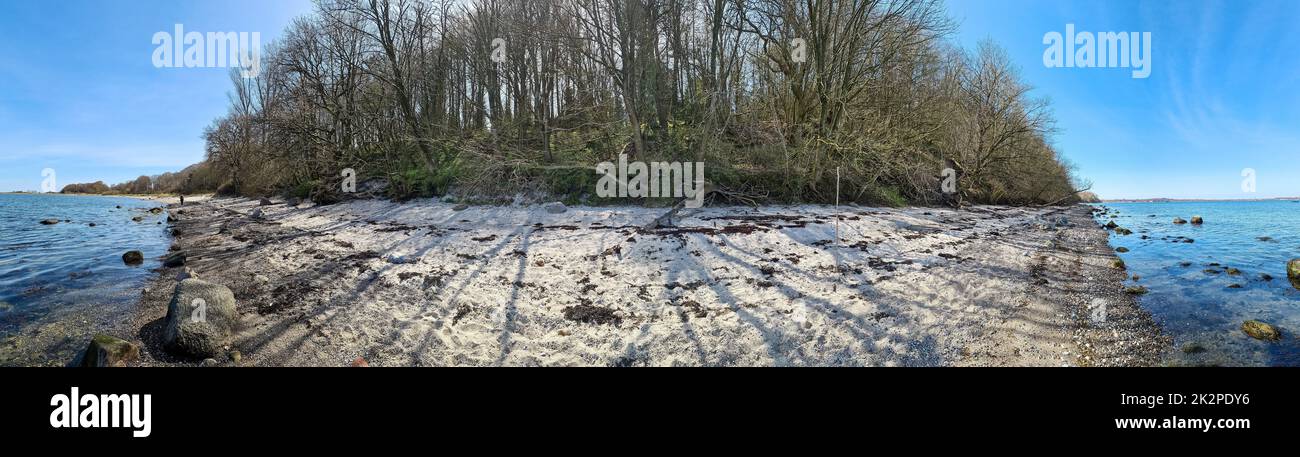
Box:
1173 217 1187 224
1115 247 1129 253
1104 220 1118 229
122 250 144 265
1190 215 1203 225
1115 227 1132 235
1181 342 1207 354
39 219 59 225
164 279 238 358
1123 286 1149 295
1289 259 1300 290
75 334 140 367
1241 320 1282 341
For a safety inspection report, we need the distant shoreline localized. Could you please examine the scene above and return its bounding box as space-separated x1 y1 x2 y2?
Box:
1103 197 1300 203
0 192 207 202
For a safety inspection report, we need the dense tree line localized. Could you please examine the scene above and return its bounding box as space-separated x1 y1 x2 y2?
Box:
60 162 222 195
197 0 1085 205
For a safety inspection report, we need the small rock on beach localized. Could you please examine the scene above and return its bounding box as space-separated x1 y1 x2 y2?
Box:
544 202 568 214
74 334 140 367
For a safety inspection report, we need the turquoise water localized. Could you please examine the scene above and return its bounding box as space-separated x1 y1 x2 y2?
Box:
1100 200 1300 366
0 193 171 365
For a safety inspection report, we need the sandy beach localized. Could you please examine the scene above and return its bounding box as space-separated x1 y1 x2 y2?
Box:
110 197 1169 366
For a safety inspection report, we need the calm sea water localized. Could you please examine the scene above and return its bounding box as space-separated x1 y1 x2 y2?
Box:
0 193 171 366
1100 200 1300 366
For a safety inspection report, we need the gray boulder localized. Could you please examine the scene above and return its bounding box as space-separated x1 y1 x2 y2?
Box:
163 279 238 358
544 202 568 214
75 334 140 367
259 197 273 206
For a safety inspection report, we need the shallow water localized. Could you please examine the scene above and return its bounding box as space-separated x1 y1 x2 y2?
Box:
0 193 171 365
1099 201 1300 366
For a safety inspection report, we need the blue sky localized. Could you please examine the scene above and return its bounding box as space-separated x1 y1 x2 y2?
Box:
945 0 1300 199
0 0 311 192
2 1 1298 199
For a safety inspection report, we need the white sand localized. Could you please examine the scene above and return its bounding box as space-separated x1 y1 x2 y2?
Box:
124 197 1168 366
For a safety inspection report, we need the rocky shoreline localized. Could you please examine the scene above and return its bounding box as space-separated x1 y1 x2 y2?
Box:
88 197 1170 366
1089 204 1299 364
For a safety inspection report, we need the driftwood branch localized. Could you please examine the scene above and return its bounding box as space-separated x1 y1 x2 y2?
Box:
644 199 689 230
